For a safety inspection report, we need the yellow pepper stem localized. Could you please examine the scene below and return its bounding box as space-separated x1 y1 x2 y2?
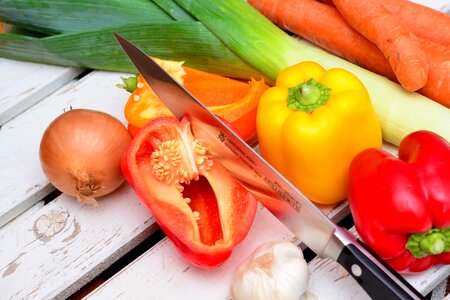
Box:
287 78 331 112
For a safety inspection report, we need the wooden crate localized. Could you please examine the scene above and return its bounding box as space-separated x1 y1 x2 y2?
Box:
1 1 450 298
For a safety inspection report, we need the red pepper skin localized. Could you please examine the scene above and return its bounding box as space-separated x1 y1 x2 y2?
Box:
122 116 258 268
349 130 450 272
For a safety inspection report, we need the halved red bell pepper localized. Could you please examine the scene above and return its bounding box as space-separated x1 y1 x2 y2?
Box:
121 116 258 268
349 130 450 272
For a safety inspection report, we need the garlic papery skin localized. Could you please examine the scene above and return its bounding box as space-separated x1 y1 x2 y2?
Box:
231 241 310 300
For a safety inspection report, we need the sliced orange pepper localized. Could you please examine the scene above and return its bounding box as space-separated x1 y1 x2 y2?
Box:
123 66 268 141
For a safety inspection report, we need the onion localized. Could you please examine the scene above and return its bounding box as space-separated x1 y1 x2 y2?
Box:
39 109 131 205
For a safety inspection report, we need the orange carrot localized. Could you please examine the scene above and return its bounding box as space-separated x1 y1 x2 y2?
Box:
320 0 450 48
248 0 396 80
418 38 450 107
331 0 428 92
249 0 450 107
375 0 450 47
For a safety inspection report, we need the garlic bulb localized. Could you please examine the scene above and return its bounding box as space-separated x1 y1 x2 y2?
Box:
231 241 310 300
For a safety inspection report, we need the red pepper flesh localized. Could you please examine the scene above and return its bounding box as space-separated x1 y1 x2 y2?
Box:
121 116 258 268
349 130 450 272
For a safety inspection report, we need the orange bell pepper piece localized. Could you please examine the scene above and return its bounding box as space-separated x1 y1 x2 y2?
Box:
122 66 268 141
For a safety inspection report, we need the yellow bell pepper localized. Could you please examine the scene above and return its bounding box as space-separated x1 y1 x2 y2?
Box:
257 61 382 205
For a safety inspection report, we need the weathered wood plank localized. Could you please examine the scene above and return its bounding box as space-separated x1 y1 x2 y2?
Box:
307 228 450 299
0 64 349 299
0 70 130 227
86 206 294 300
0 184 156 300
0 58 82 125
87 215 450 300
410 0 450 13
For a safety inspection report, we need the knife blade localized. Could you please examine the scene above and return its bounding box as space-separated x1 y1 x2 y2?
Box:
114 33 424 300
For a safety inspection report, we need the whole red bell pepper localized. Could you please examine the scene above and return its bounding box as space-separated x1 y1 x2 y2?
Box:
349 130 450 272
121 116 258 268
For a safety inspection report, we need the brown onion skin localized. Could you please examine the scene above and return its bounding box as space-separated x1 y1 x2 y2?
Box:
39 109 131 205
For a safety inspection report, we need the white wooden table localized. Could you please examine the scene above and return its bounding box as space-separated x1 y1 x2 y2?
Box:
1 1 450 299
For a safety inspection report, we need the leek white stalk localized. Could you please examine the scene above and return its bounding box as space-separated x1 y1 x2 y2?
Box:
174 0 450 146
231 241 312 300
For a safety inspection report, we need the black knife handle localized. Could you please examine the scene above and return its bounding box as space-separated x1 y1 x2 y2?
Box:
337 240 425 300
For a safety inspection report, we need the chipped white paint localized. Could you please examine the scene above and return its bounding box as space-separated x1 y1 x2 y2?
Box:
88 218 450 300
0 70 131 227
0 58 82 125
33 210 69 241
410 0 450 13
87 206 295 300
306 229 450 299
1 1 449 298
0 184 156 300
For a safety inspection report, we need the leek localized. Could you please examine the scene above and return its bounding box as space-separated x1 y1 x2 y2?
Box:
0 23 264 80
0 0 172 34
0 0 448 145
174 0 450 145
152 0 195 21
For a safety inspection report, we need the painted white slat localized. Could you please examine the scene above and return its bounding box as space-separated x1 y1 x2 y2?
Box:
86 206 294 300
0 70 130 227
0 184 156 300
410 0 450 13
2 200 45 230
0 69 164 299
88 214 449 300
0 58 82 125
306 228 450 299
306 259 450 299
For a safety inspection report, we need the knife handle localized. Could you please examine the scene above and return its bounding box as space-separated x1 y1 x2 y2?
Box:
337 240 425 300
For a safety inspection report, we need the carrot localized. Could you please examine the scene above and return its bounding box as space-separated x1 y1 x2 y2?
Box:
248 0 396 80
374 0 450 48
320 0 450 48
331 0 429 92
249 0 450 107
418 38 450 107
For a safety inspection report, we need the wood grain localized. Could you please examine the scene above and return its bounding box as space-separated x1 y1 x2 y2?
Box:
0 58 82 125
0 70 130 227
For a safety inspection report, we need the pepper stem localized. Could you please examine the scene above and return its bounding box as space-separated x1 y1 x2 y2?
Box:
116 74 138 93
287 78 331 112
406 227 450 258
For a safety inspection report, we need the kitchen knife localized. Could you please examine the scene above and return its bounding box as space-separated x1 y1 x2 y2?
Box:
114 33 424 300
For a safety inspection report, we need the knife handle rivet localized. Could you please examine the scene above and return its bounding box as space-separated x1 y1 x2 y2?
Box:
351 264 363 277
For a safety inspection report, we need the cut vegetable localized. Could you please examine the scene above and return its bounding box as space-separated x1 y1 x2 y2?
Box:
174 0 450 145
184 67 268 141
122 64 268 141
0 0 172 34
1 0 449 145
249 0 450 107
248 0 397 79
122 116 258 268
0 23 264 80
